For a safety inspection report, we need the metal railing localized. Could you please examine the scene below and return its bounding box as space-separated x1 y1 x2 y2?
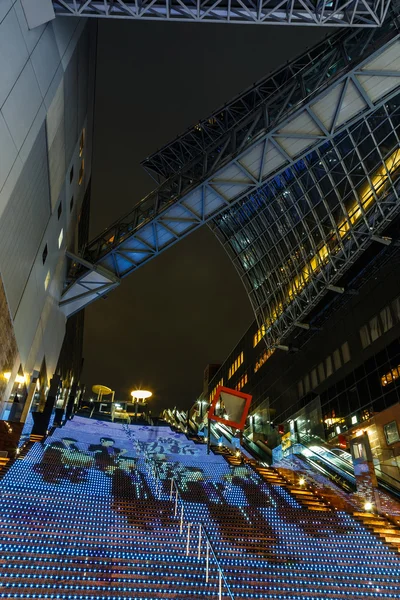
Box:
145 455 234 599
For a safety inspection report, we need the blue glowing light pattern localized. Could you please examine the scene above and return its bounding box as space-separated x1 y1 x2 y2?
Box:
0 416 400 599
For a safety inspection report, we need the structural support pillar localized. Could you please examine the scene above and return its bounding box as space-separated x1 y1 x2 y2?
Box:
65 382 78 421
32 375 61 436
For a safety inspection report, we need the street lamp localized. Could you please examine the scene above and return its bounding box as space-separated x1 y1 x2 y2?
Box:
130 389 152 421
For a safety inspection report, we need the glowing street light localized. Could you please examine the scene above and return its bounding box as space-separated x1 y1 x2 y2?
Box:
130 389 152 421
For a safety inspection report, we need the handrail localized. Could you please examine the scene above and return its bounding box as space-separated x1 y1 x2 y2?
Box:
197 521 235 600
145 456 234 599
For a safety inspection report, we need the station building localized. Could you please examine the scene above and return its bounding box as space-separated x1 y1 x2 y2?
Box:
0 7 95 437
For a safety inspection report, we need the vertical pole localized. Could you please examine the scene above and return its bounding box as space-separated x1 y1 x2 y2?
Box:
219 569 222 600
186 522 191 556
170 478 174 500
206 541 209 583
207 420 211 455
198 524 202 560
180 505 184 534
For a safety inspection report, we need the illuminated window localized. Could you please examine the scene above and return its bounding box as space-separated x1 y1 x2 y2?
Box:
253 325 266 347
254 348 275 373
78 159 85 185
228 351 244 379
381 364 400 387
58 229 64 249
236 373 248 391
79 129 85 157
44 270 50 290
42 244 48 265
209 378 223 404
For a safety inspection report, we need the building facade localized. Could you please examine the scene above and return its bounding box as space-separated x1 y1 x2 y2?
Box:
206 236 400 454
0 7 96 423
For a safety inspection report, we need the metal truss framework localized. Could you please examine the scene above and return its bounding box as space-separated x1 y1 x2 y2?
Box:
53 0 391 27
61 15 400 321
142 17 397 182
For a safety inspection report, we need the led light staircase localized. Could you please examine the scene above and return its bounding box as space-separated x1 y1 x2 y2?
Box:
1 418 400 600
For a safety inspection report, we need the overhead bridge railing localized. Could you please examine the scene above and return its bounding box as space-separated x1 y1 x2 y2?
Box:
53 0 392 28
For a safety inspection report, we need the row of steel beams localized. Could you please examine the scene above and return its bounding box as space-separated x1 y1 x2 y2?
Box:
141 21 394 182
53 0 391 27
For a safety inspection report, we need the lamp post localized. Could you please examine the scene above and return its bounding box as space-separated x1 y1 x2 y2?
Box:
130 389 152 421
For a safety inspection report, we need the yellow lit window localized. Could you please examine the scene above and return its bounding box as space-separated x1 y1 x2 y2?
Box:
228 352 244 379
236 373 248 391
209 378 224 404
254 348 275 373
79 129 85 157
78 159 85 185
381 363 400 387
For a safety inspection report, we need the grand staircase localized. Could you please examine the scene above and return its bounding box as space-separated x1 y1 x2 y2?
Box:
0 417 400 599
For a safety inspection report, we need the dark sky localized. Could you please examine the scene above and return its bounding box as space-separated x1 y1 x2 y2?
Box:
82 20 326 413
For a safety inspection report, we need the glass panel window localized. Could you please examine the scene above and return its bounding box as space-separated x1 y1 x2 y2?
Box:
333 349 342 371
380 306 393 333
311 369 318 389
304 374 310 394
392 296 400 322
360 324 371 349
325 355 333 377
318 362 325 383
298 380 304 398
341 341 351 364
369 316 382 342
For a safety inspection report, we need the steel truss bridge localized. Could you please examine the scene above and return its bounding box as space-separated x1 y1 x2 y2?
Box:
53 0 391 27
62 5 400 350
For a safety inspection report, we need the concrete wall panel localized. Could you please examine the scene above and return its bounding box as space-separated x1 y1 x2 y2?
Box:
1 61 42 151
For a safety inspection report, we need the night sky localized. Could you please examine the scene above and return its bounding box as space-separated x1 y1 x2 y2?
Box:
82 20 326 413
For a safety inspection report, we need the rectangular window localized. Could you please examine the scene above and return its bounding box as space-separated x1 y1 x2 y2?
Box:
318 362 325 383
70 196 74 212
58 229 64 249
380 306 393 333
384 421 400 445
369 315 381 342
304 374 310 394
298 380 304 398
57 203 62 220
70 166 74 184
42 244 48 265
325 355 333 378
333 348 342 371
341 341 351 364
311 369 318 389
360 324 371 349
79 129 85 157
392 296 400 322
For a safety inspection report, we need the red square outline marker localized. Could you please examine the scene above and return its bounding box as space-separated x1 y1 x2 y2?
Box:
207 386 252 431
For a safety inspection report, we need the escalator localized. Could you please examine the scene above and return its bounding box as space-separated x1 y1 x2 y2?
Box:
293 436 400 499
